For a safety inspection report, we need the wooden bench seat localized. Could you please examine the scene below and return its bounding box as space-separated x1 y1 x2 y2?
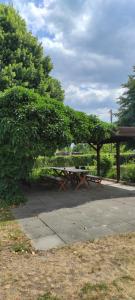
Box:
41 175 67 191
86 174 102 184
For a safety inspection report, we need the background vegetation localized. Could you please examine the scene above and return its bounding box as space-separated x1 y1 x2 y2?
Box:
32 146 135 184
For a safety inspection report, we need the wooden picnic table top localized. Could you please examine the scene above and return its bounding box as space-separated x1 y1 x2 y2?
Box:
47 166 89 173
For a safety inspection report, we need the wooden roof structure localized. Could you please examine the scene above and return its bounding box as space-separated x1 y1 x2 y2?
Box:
91 127 135 182
101 127 135 144
116 127 135 137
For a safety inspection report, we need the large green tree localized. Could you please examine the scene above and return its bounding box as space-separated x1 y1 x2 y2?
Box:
118 68 135 127
0 4 64 100
118 67 135 148
0 87 71 205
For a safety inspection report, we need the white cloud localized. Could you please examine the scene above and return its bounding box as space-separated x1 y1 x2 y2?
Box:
41 36 76 56
43 0 56 8
65 83 123 110
65 84 123 121
72 13 91 35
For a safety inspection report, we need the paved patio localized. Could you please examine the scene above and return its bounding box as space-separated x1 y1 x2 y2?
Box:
12 180 135 250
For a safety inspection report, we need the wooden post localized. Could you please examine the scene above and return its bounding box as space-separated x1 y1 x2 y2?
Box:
116 142 120 182
97 145 101 176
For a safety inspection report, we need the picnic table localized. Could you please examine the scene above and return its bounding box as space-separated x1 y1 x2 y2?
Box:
47 167 89 190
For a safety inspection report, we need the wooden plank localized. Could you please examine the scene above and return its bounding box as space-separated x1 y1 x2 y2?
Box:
116 127 135 137
97 145 101 176
116 142 120 182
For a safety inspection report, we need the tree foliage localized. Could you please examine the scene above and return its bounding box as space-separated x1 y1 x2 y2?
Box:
67 108 114 145
72 143 92 154
0 4 64 100
0 87 71 205
118 67 135 148
118 70 135 126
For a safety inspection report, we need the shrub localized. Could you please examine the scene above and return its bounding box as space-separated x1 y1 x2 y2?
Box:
34 154 113 178
107 167 117 179
107 163 135 182
34 154 97 169
114 153 135 164
12 243 31 253
99 155 113 176
121 163 135 182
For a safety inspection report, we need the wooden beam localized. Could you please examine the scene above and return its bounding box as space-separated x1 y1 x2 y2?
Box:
88 143 103 176
117 127 135 137
89 143 97 151
97 145 101 176
116 142 120 182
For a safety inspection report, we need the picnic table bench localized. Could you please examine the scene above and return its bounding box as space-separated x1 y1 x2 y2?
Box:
79 166 102 184
86 174 102 184
41 175 67 191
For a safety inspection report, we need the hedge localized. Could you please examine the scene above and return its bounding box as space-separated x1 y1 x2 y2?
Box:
33 154 113 177
114 153 135 164
107 163 135 182
34 154 99 169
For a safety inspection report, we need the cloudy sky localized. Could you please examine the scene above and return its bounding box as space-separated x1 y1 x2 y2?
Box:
1 0 135 121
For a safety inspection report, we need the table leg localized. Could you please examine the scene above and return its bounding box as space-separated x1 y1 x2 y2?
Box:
59 179 67 191
75 175 89 190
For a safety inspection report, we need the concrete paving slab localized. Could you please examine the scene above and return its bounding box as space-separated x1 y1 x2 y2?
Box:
59 224 114 243
116 197 135 207
15 216 54 240
108 222 135 234
32 234 65 251
126 219 135 226
102 180 135 191
12 180 135 250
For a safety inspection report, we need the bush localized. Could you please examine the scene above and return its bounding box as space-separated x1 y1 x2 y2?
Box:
114 153 135 164
34 154 113 178
121 163 135 182
35 154 97 169
107 167 117 179
86 165 97 175
99 155 113 177
0 180 26 207
107 163 135 182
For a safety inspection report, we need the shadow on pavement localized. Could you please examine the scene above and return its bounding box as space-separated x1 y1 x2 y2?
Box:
10 181 135 220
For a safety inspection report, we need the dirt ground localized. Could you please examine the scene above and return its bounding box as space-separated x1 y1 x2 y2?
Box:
1 208 135 300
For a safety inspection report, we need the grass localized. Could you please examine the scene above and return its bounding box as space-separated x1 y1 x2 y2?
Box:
0 208 13 222
11 242 32 253
80 282 109 300
0 207 32 253
81 282 108 293
1 208 135 299
37 292 60 300
79 277 135 300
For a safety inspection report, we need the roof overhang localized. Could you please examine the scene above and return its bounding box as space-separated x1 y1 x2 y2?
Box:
90 127 135 145
116 127 135 137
